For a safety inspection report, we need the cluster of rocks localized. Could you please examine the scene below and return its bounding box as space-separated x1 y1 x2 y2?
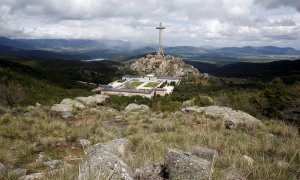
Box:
78 138 221 180
50 94 109 118
130 54 200 77
1 139 250 180
182 105 262 130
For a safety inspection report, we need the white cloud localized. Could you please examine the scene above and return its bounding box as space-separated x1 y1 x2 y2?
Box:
0 0 299 48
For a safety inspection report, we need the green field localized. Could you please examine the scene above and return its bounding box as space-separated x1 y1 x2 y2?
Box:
131 81 144 87
144 82 160 88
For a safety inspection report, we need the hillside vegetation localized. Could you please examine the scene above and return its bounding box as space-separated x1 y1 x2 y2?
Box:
0 56 299 179
0 58 136 106
0 60 90 105
0 101 299 179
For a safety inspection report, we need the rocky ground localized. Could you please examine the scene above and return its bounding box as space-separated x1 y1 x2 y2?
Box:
129 54 200 77
0 95 299 179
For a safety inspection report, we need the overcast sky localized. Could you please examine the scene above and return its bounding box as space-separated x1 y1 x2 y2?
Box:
0 0 300 48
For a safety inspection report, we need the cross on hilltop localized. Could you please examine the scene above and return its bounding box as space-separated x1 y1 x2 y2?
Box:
156 22 165 58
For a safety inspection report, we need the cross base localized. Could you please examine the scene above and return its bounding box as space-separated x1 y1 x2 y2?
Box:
156 48 165 59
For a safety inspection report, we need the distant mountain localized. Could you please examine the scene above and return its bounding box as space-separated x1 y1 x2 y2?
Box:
216 46 300 55
1 36 300 62
19 39 99 49
214 60 300 77
185 59 300 83
0 45 89 60
165 46 205 54
18 38 153 51
0 36 33 49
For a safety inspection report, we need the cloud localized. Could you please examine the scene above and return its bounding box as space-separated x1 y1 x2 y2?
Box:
0 0 299 48
254 0 300 12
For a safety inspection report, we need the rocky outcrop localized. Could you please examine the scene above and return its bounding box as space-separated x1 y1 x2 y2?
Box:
79 138 133 180
50 103 73 119
0 162 6 179
125 103 150 112
75 94 109 107
130 54 200 77
51 94 109 118
164 148 212 180
79 138 220 180
182 106 261 129
61 98 85 109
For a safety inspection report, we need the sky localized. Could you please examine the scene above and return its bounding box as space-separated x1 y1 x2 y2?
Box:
0 0 300 48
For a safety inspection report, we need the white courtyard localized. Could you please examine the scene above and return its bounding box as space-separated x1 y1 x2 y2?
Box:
97 74 180 98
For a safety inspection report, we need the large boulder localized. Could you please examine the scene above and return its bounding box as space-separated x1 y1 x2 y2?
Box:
79 138 133 180
61 98 85 109
124 103 149 112
164 148 211 180
79 150 133 180
75 95 109 107
184 106 261 129
50 103 73 119
187 146 219 161
76 96 98 106
0 162 6 179
87 138 131 157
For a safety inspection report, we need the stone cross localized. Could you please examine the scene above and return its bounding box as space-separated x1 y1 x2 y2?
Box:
156 22 165 57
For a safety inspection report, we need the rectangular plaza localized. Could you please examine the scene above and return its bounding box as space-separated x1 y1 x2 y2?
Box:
97 74 180 98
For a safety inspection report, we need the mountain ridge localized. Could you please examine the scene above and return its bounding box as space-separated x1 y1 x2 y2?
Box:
1 36 300 61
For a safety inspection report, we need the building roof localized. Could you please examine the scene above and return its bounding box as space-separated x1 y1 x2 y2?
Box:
153 88 167 91
102 88 154 94
102 87 168 94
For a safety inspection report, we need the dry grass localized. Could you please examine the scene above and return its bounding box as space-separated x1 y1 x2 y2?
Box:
0 106 299 179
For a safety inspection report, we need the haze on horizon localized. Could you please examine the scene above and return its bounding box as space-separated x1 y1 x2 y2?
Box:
0 0 300 49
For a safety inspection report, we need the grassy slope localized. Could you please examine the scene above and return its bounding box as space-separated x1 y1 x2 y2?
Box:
0 107 299 179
